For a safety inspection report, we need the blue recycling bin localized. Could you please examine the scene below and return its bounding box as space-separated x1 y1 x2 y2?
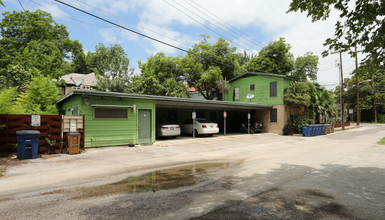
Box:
302 125 311 137
309 125 316 136
319 125 325 135
16 130 40 159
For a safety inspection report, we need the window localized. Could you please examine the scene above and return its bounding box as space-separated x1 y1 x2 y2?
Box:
270 109 277 123
250 84 255 91
270 82 277 97
233 87 240 101
69 107 78 116
95 108 128 119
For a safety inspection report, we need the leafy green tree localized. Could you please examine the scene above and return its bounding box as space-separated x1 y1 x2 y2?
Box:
288 0 385 73
0 10 84 86
130 75 165 96
0 1 4 7
0 87 19 114
344 69 385 122
291 52 319 82
87 43 133 93
245 37 295 75
132 52 189 97
181 35 238 99
14 74 60 114
284 81 336 123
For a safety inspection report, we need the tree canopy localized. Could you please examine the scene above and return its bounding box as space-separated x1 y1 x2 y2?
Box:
181 35 241 100
88 43 133 93
245 37 294 75
290 52 319 82
288 0 385 72
131 52 189 97
0 10 84 86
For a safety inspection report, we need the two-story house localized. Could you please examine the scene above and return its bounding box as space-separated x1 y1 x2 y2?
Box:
225 72 294 134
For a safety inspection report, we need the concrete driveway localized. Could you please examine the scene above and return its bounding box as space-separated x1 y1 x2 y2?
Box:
1 124 385 219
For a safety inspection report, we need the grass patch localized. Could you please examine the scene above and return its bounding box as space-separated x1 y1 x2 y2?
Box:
0 166 3 176
378 137 385 145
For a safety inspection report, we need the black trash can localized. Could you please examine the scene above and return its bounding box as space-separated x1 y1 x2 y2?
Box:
16 130 40 159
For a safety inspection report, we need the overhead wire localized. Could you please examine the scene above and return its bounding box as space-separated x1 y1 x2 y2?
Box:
162 0 237 45
18 0 26 11
171 0 258 50
52 0 267 74
29 0 114 27
189 0 266 49
73 0 194 49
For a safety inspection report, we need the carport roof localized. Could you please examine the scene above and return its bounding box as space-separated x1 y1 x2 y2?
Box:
57 89 272 110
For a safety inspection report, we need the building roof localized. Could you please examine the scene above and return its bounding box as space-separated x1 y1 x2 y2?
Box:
228 72 296 83
57 89 273 110
60 72 97 87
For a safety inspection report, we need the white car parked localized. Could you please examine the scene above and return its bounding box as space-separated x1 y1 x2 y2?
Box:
156 121 181 138
181 118 219 136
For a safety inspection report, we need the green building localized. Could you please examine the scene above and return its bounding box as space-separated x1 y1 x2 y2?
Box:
57 89 272 147
225 72 294 134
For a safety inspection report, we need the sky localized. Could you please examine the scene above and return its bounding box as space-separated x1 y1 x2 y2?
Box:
1 0 363 89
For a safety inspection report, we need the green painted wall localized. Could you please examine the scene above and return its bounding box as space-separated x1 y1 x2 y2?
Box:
61 95 156 147
225 75 292 105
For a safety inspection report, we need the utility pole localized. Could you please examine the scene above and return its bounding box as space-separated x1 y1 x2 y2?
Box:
355 46 360 126
332 51 345 130
372 75 377 123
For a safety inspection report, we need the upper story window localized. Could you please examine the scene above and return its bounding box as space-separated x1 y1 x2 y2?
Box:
233 87 240 101
95 108 127 119
270 82 277 97
250 84 255 91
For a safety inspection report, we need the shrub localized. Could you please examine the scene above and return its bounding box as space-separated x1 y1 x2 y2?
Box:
288 115 315 133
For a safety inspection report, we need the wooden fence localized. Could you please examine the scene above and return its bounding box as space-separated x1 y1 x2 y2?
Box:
0 114 84 156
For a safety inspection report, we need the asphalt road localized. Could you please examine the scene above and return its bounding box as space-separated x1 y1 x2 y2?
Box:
1 124 385 219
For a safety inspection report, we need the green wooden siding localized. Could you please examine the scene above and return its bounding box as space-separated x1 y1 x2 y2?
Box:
61 95 155 147
225 75 291 105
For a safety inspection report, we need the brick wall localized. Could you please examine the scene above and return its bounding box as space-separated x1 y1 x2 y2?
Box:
255 105 290 134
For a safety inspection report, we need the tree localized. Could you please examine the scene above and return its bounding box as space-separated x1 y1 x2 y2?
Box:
344 69 385 122
181 35 239 99
245 37 295 75
14 74 60 114
87 43 133 93
0 87 19 114
130 75 165 96
0 1 4 7
288 0 385 72
290 52 319 82
0 10 84 86
284 81 337 123
131 52 189 97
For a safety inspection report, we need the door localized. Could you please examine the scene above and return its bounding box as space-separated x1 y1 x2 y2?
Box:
138 109 152 144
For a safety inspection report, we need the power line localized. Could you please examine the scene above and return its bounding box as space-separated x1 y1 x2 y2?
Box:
52 0 267 74
18 0 25 11
53 0 190 53
189 0 266 49
162 0 230 42
173 0 259 50
29 0 113 27
74 0 194 49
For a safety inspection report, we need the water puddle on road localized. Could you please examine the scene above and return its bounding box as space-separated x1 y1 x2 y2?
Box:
45 163 229 199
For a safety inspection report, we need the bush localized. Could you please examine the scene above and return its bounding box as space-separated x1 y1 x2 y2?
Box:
288 115 315 133
377 114 385 123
